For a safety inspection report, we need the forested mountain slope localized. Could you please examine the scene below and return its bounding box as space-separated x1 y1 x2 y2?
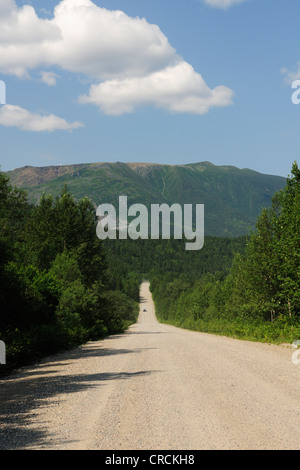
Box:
6 161 286 237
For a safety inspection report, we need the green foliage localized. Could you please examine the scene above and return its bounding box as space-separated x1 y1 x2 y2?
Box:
101 290 139 333
227 162 300 322
104 235 246 282
0 175 139 375
149 162 300 344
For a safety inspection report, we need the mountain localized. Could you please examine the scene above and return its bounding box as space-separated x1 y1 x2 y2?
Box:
6 161 286 237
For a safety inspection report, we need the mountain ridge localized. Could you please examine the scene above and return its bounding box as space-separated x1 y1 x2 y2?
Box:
6 161 286 237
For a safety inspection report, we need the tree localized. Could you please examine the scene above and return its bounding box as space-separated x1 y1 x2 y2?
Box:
227 161 300 322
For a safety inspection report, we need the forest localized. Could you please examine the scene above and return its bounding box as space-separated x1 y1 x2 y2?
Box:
150 162 300 343
0 174 139 374
0 161 299 374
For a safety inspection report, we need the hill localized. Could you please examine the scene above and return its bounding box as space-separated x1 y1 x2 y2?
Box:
6 161 286 237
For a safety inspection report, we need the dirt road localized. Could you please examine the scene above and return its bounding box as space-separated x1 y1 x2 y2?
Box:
1 281 300 450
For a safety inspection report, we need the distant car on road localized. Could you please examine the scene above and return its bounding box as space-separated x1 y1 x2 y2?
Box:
143 308 147 312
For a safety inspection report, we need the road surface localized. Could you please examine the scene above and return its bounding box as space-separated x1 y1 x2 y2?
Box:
0 281 300 450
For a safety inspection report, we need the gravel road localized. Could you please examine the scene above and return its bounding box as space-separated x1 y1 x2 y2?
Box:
1 281 300 450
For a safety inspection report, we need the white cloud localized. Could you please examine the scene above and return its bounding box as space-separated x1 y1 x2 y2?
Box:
0 0 16 16
80 61 233 115
0 0 234 116
0 104 83 131
0 1 60 78
202 0 248 9
0 0 176 80
40 71 59 86
281 64 300 85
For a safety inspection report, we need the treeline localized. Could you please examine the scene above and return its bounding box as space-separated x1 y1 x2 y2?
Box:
0 173 139 373
103 235 246 285
151 162 300 343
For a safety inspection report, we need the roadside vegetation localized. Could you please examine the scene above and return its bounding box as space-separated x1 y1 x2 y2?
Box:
0 174 139 374
150 162 300 344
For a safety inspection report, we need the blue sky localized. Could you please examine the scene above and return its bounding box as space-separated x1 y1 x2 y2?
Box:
0 0 299 177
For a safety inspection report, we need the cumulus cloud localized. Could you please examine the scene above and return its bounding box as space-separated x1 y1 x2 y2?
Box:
202 0 248 8
0 104 83 132
0 0 176 80
80 61 233 115
0 0 234 116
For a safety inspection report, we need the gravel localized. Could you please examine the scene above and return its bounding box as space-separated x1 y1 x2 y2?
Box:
1 281 300 450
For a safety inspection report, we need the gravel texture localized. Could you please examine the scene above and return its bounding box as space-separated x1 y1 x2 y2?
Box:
0 281 300 450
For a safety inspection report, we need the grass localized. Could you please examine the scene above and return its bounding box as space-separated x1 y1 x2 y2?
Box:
155 313 300 345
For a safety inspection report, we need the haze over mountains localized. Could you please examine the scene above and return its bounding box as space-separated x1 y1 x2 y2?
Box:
6 161 286 237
